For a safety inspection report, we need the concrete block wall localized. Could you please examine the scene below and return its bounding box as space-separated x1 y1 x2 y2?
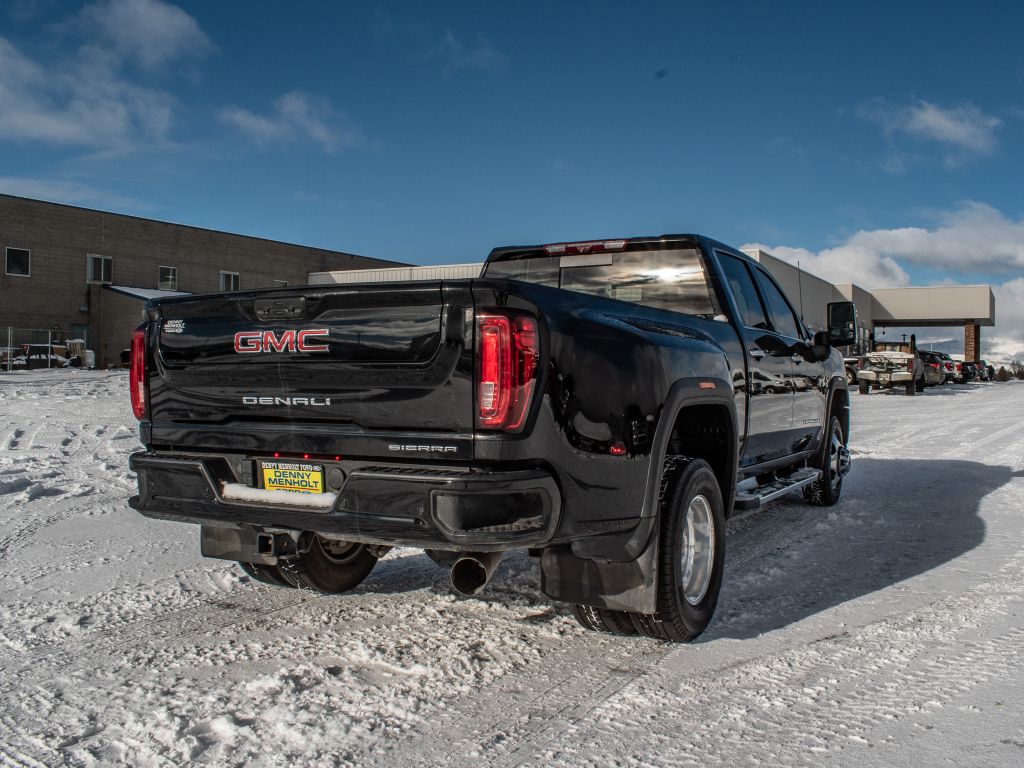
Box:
0 195 398 366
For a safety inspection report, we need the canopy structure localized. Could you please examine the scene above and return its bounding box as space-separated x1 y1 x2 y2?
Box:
868 286 995 328
103 285 191 301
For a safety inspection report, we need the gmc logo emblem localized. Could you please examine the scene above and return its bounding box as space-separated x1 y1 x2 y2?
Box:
233 329 330 354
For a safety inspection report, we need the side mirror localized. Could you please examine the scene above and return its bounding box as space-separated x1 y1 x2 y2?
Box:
810 330 831 362
826 301 857 347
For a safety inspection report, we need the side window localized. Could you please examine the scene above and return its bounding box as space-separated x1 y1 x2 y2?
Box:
87 254 113 284
717 253 768 330
158 266 177 291
751 268 801 339
219 271 240 292
6 247 30 277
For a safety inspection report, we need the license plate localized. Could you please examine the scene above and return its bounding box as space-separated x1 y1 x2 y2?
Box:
260 461 324 494
879 374 890 383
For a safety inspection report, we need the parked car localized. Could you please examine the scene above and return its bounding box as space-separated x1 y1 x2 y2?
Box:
8 344 71 370
934 352 957 383
960 360 978 382
916 350 945 387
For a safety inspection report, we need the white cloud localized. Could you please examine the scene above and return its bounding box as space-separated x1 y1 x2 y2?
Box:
219 92 360 154
0 36 174 147
746 201 1024 288
741 242 910 289
858 99 1001 166
742 201 1024 356
76 0 213 71
0 1 209 150
990 279 1024 360
0 176 148 210
432 31 506 78
845 202 1024 273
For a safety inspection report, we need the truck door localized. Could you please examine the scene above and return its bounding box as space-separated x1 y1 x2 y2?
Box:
750 265 826 454
716 252 794 466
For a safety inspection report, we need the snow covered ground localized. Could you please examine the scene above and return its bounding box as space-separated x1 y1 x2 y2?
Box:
1 370 1023 767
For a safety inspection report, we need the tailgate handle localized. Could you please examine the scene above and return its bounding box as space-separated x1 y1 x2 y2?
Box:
254 296 306 321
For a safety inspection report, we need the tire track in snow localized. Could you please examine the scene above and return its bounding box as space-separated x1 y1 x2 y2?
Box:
0 581 315 681
365 500 841 768
498 551 1024 767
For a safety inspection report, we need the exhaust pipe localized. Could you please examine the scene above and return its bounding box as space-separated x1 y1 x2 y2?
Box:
449 552 502 596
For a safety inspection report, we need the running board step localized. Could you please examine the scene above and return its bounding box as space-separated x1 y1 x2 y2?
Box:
733 468 822 511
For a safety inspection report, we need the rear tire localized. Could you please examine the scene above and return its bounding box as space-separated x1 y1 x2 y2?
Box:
858 380 869 395
905 380 915 396
629 458 725 642
915 376 925 393
278 536 378 594
803 415 847 506
571 604 638 635
238 561 296 588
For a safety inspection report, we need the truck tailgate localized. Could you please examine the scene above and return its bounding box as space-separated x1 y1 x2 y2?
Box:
147 282 474 458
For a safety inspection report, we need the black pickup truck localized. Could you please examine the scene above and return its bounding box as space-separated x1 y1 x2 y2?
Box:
129 234 856 641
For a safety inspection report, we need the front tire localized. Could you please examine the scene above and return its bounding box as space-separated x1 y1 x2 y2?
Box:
630 458 725 642
803 414 848 506
278 536 378 593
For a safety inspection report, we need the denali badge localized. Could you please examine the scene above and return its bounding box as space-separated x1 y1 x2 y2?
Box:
388 444 458 453
242 396 332 406
163 319 185 334
234 329 330 354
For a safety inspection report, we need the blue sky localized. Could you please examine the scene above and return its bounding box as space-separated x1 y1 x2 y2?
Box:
2 0 1023 351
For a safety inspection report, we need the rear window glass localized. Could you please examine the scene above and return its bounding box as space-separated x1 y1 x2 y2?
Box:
484 248 720 318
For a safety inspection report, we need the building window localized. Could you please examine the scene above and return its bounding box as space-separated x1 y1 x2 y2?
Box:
87 254 113 284
273 279 289 288
158 266 177 291
5 247 30 277
219 271 240 291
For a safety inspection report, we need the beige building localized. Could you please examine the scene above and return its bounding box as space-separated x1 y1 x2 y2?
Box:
744 249 995 358
1 195 399 366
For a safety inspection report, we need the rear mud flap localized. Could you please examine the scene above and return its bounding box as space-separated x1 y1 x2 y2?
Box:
540 533 658 614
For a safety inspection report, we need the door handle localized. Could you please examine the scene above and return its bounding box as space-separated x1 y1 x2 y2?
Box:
748 348 766 360
790 353 804 364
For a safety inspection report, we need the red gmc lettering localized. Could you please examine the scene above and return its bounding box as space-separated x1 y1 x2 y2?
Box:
297 329 330 352
234 331 263 353
232 328 330 353
263 330 296 352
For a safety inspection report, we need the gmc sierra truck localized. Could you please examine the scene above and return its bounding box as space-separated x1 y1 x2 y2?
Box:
129 234 856 642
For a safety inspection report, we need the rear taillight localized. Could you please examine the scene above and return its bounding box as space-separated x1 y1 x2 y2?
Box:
477 313 538 431
130 326 147 420
907 359 914 371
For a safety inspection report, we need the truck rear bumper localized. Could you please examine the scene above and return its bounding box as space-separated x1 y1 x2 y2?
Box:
129 452 561 551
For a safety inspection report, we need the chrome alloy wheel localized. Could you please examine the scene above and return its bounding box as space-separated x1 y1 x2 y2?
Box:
680 494 716 606
829 424 851 490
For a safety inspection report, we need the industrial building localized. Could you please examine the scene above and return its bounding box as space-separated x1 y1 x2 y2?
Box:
0 195 399 366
